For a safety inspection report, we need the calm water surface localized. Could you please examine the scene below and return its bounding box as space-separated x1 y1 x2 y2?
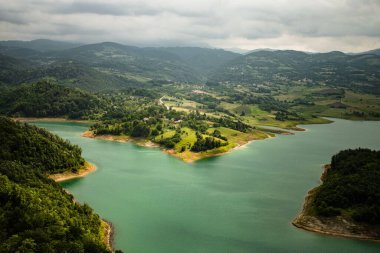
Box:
35 119 380 253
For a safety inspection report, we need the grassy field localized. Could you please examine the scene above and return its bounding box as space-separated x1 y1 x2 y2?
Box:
154 83 380 162
153 126 270 162
292 90 380 120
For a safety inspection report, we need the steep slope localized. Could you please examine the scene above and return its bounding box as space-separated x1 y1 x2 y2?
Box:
0 117 111 252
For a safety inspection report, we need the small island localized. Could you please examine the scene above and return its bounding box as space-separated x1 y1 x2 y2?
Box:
293 149 380 241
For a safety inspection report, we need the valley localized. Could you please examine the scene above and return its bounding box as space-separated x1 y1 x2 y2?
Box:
0 39 379 252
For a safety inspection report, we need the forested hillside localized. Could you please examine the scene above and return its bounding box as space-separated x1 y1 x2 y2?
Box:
313 149 380 223
0 81 103 118
0 117 85 173
158 47 240 75
293 148 380 240
210 50 380 94
0 117 111 252
1 40 380 94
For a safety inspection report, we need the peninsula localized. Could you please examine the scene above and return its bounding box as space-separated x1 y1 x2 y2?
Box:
293 149 380 241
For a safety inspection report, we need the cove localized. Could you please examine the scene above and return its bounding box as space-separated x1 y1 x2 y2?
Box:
34 119 380 253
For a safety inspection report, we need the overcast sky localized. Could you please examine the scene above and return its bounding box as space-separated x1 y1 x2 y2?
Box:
0 0 379 52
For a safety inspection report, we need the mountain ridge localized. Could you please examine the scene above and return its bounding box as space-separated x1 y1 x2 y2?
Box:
1 39 379 93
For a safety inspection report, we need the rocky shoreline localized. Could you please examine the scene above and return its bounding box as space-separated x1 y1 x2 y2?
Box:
292 165 380 242
102 220 115 252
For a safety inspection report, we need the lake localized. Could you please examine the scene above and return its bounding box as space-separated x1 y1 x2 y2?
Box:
34 118 380 253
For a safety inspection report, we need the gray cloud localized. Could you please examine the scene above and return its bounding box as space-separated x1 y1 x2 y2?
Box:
0 0 379 52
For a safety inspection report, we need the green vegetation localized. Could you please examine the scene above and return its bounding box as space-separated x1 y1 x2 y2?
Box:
0 81 103 119
0 117 113 252
190 131 227 152
1 41 380 94
210 50 380 94
0 117 84 173
313 149 380 224
0 40 379 162
1 40 379 246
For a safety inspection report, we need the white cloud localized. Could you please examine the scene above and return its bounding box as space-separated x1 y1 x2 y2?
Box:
0 0 379 52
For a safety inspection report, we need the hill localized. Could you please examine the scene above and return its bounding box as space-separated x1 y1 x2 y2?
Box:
0 54 137 91
293 149 380 240
359 48 380 56
54 42 202 83
0 117 112 252
0 54 33 85
158 47 240 75
210 50 380 94
1 40 380 94
0 39 82 52
0 81 104 119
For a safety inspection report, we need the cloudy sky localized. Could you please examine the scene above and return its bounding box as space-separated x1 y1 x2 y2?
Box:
0 0 379 52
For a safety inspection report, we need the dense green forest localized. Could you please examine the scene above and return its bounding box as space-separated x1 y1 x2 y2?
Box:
0 117 112 252
0 81 103 119
0 117 84 173
312 149 380 224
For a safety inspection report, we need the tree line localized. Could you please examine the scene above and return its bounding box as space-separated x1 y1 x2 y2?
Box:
0 117 118 252
313 148 380 224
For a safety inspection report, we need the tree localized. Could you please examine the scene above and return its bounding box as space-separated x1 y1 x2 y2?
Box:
131 123 150 137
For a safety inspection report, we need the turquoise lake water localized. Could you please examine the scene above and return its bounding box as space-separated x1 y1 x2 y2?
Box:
34 119 380 253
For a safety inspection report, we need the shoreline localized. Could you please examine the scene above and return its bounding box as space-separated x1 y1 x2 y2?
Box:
13 117 98 124
83 130 265 163
82 130 159 148
292 165 380 242
102 220 114 252
49 162 115 250
48 161 97 182
157 132 273 163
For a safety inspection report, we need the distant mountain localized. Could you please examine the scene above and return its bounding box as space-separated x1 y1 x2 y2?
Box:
210 50 380 93
244 48 278 54
0 40 240 82
53 42 201 83
0 39 82 52
0 46 42 59
0 53 139 91
359 48 380 56
1 40 380 93
157 47 240 75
